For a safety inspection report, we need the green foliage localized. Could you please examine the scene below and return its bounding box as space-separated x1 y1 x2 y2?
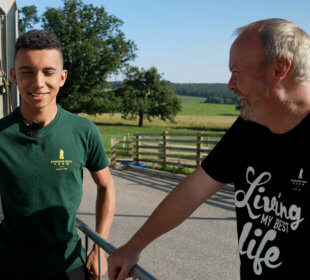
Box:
17 0 137 113
18 5 40 33
155 164 194 176
40 0 137 113
115 66 182 127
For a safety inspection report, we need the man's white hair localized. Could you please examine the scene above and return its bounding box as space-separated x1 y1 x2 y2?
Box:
235 18 310 82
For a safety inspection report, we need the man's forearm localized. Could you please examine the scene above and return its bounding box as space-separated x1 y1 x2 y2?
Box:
91 168 116 240
95 183 115 239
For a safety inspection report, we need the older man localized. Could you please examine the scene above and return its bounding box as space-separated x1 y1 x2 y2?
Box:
108 18 310 279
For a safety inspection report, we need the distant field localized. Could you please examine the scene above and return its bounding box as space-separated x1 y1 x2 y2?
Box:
178 95 207 103
80 95 240 154
180 102 239 116
178 95 239 116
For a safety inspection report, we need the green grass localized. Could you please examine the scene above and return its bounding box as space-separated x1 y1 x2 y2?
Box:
178 95 207 103
180 102 239 116
178 95 239 116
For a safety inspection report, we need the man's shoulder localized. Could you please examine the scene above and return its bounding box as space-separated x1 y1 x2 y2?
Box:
0 109 20 134
58 107 100 139
59 107 93 127
230 117 267 134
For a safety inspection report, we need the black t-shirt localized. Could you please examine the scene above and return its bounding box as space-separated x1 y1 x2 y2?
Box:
202 117 309 279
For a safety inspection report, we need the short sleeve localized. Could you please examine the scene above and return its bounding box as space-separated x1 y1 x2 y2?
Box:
201 118 242 184
85 122 109 171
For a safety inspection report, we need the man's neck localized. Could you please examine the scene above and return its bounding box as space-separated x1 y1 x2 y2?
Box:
264 82 310 134
20 104 58 127
266 110 310 134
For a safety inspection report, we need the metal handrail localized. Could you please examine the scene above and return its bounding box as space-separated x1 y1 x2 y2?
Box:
76 217 157 280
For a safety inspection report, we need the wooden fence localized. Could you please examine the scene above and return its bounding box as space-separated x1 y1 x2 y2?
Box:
110 131 223 169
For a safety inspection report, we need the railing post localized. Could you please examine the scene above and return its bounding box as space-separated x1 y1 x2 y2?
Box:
135 134 141 164
127 133 131 156
76 217 158 280
196 133 203 168
85 235 89 254
98 248 102 280
110 137 117 167
162 131 169 166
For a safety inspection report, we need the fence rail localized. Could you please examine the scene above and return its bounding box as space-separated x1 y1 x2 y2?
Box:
110 131 223 169
76 217 157 280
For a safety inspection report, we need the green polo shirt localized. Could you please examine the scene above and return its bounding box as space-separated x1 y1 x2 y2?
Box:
0 105 109 276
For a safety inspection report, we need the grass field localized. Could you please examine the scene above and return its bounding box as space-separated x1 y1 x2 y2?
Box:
178 95 207 103
178 95 239 116
81 96 239 154
180 103 239 116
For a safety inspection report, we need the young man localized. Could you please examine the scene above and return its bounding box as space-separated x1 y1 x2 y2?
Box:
108 18 310 279
0 30 115 280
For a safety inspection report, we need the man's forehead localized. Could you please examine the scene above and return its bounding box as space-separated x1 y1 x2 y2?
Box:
230 32 261 57
228 31 263 71
232 31 260 51
14 48 63 68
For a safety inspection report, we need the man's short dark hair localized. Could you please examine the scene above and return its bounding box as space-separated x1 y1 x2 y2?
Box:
15 29 63 66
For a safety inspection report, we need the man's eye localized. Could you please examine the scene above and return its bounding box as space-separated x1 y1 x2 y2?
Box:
45 72 55 76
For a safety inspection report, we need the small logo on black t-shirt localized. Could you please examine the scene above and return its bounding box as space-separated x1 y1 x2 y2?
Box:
290 168 307 191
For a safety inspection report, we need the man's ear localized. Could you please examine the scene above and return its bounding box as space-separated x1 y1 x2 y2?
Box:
59 69 68 87
10 68 17 85
274 57 291 83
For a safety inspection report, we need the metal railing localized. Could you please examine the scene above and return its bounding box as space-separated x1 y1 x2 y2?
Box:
76 217 157 280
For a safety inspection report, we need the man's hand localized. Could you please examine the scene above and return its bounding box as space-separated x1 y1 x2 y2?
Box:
107 245 140 280
86 246 107 280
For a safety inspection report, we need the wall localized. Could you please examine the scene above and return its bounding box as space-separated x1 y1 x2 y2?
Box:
0 0 19 118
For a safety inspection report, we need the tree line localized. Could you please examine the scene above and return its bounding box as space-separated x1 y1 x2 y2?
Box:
170 83 240 105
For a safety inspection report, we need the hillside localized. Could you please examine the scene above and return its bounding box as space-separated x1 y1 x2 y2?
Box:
110 81 239 105
170 82 239 105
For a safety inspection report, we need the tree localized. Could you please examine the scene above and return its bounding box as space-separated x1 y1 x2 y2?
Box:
38 0 137 113
115 66 181 127
18 5 40 33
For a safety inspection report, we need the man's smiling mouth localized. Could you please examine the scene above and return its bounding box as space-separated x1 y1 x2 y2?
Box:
30 93 48 97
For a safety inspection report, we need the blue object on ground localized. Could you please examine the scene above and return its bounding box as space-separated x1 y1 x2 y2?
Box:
120 161 150 168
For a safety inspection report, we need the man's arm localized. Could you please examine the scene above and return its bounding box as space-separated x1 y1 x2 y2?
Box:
107 166 226 280
86 167 116 279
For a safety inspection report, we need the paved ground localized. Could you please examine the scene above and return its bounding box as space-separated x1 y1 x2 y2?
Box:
78 168 240 280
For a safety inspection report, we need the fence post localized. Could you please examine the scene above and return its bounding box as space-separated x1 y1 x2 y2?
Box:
110 137 117 167
135 134 141 164
162 131 169 166
127 133 131 156
196 133 203 168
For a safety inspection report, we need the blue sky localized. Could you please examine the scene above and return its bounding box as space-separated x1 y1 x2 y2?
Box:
16 0 310 83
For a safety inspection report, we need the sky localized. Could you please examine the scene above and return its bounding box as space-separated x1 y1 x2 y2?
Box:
16 0 310 83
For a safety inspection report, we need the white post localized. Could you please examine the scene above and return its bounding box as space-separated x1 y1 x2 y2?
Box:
0 0 19 118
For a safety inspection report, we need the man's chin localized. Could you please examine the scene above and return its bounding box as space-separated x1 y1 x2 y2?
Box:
240 108 253 122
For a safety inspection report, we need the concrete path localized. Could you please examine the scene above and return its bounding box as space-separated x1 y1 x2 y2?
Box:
78 168 240 280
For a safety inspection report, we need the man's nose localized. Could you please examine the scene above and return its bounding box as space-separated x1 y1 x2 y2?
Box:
33 72 45 88
227 75 235 91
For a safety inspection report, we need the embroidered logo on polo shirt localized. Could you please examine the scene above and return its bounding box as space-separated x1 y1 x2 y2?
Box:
50 149 72 171
290 168 307 191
